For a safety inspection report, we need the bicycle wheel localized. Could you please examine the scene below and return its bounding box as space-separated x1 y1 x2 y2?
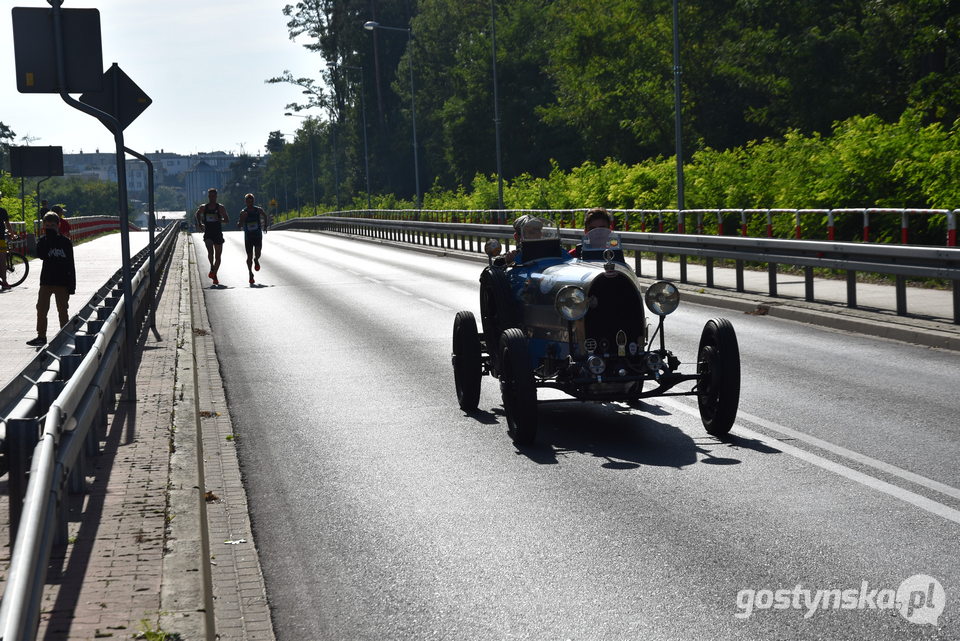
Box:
5 252 29 287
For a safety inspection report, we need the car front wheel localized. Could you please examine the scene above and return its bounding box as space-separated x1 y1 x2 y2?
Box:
697 318 741 435
499 328 538 445
452 310 483 411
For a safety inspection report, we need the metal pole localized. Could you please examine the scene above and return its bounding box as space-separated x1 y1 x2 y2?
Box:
309 130 317 216
50 6 134 401
408 28 421 209
672 0 684 210
491 0 505 212
124 147 156 332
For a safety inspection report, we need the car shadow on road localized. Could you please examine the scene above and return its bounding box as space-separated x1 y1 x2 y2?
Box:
514 400 711 469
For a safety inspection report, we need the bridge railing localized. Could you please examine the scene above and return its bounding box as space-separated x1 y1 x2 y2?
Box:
273 213 960 324
0 224 178 641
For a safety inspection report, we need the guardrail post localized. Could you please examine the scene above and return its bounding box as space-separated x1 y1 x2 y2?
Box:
58 354 84 381
39 381 65 414
847 271 858 308
706 257 714 288
895 275 907 316
768 263 778 297
75 334 97 357
948 210 957 247
901 211 909 245
953 281 959 325
827 210 836 241
804 266 814 301
6 418 40 542
863 210 871 243
795 210 802 239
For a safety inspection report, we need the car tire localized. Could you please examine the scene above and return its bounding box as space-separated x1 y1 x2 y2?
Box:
479 267 520 376
452 310 483 411
499 328 538 445
697 318 741 435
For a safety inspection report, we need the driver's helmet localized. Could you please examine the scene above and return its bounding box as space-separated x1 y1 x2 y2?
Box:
582 226 621 251
513 215 558 241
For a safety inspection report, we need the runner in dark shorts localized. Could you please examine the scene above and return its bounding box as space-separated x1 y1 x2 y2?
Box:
194 188 228 285
237 193 270 285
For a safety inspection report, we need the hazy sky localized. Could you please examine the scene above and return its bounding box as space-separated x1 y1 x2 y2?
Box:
1 0 327 156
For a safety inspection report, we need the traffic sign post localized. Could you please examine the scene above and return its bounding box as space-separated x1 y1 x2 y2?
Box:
11 0 153 403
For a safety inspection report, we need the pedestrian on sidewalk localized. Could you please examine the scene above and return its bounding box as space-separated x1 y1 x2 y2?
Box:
237 193 270 285
26 212 76 346
1 194 17 290
195 188 228 285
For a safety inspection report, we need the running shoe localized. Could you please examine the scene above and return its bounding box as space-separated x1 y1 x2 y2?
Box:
254 258 261 271
26 336 47 346
1 283 10 290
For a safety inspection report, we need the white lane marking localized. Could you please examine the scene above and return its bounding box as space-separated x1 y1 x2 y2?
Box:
418 298 453 311
388 286 411 296
658 397 960 526
735 408 960 502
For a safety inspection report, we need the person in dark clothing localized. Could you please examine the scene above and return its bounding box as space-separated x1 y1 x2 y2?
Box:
27 212 76 346
237 193 270 284
569 207 614 258
195 187 228 285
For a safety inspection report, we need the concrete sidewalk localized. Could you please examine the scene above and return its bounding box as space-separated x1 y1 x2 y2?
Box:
0 234 274 640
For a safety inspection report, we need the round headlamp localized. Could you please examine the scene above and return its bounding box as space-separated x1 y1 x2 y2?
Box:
644 281 680 316
484 238 503 257
555 285 589 321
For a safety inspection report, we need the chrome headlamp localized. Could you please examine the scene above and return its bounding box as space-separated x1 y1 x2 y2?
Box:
555 285 589 321
644 281 680 316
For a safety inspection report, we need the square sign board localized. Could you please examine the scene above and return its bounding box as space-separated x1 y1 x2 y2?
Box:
9 146 65 178
11 7 103 93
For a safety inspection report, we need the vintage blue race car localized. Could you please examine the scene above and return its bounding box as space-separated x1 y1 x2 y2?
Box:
451 216 741 445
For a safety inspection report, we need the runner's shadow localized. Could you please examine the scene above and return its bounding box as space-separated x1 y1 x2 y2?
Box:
248 283 271 289
208 284 232 290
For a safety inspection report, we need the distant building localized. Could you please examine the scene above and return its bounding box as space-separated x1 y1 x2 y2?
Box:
61 150 243 212
184 161 223 210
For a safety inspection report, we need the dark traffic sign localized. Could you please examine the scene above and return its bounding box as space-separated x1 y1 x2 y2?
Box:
79 63 152 131
11 7 103 93
9 146 64 178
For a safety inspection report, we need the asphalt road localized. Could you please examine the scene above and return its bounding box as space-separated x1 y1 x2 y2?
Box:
195 230 959 641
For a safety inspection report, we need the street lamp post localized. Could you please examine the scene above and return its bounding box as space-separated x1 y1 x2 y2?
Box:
672 0 686 282
672 0 685 212
490 0 505 215
363 20 421 209
285 113 318 216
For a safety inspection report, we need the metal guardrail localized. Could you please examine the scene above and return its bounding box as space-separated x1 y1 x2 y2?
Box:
0 224 178 641
274 215 960 324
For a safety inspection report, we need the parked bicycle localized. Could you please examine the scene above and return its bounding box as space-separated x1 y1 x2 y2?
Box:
2 235 29 289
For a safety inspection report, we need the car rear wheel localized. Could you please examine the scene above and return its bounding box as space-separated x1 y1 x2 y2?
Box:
452 310 482 411
479 267 519 376
697 318 740 435
499 328 538 445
